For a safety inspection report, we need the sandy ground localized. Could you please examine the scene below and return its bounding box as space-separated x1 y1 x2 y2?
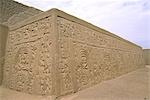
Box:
0 66 149 100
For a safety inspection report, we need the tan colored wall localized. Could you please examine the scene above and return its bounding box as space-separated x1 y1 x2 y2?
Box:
0 0 42 86
3 15 55 96
0 0 29 23
0 24 8 85
56 13 145 96
0 0 42 26
3 8 42 26
3 9 145 98
143 49 150 65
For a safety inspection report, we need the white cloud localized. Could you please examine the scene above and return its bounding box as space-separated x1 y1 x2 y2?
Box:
14 0 150 48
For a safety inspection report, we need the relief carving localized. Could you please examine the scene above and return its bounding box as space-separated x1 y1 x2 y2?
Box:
2 14 144 98
3 16 53 95
57 17 144 94
59 38 74 94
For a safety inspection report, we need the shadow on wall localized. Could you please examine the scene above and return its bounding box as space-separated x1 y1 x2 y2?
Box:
0 24 8 85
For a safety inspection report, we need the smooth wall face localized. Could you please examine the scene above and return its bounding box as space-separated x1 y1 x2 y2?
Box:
143 49 150 65
57 17 145 96
3 16 55 95
0 24 8 85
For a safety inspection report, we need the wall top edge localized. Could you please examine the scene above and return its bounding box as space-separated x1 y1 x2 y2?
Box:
9 8 56 31
143 49 150 50
10 8 142 49
54 9 142 49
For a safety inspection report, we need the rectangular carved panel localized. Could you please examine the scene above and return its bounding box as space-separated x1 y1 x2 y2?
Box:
3 16 54 95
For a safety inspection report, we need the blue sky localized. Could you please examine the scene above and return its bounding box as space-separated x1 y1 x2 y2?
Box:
15 0 150 48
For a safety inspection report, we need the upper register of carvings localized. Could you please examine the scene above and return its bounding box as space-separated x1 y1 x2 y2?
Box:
10 8 142 49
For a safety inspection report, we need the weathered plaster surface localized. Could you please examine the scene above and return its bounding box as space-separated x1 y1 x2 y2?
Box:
3 16 54 95
0 0 42 86
57 16 144 96
2 9 145 98
0 0 42 26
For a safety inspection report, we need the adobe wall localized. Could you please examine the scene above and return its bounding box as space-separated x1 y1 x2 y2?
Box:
0 0 42 26
143 49 150 65
0 0 29 23
56 10 145 96
0 0 42 86
2 9 145 98
0 24 8 85
3 13 56 96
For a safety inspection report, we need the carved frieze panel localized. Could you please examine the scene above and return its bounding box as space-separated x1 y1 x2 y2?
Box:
57 17 144 94
58 37 74 95
3 16 53 95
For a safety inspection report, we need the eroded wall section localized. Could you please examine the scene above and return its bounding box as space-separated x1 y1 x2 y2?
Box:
57 17 145 96
0 0 42 25
143 49 150 65
0 24 8 85
3 16 54 95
